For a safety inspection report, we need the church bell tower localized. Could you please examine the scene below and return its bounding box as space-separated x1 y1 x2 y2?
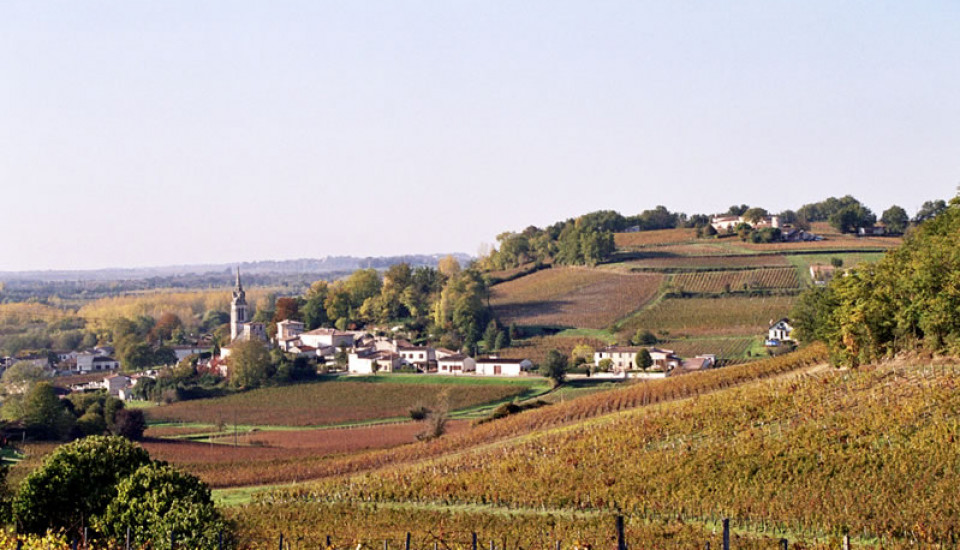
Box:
230 267 248 341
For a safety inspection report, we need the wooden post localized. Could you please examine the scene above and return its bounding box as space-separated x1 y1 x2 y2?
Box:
327 535 332 548
171 530 177 550
126 526 131 550
722 519 730 550
15 541 22 550
384 540 389 550
71 540 78 550
842 535 850 550
556 541 561 550
472 533 478 550
616 515 626 550
406 533 411 550
434 542 439 550
278 534 283 550
219 531 224 550
779 538 788 550
704 543 710 550
489 540 495 550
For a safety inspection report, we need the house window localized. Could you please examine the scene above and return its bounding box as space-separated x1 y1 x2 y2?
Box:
494 365 502 375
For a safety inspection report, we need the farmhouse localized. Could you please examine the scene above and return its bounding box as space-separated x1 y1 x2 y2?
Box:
276 319 305 341
75 352 120 374
170 344 208 362
474 357 533 376
437 354 476 375
594 346 681 372
767 318 794 345
710 214 781 232
299 328 357 349
397 346 435 370
348 349 402 374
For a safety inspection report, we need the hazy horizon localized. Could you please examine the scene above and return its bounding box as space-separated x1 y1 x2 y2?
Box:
3 1 958 271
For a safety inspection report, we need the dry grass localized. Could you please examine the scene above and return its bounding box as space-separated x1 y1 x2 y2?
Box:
618 295 795 339
145 380 526 427
490 267 663 329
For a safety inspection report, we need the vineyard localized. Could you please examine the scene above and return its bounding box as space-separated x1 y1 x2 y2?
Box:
146 378 532 427
622 254 791 271
489 267 663 329
613 228 697 249
257 354 960 547
656 337 756 360
617 295 796 339
671 268 800 294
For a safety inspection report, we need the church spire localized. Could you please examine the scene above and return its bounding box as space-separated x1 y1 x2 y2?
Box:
236 266 243 292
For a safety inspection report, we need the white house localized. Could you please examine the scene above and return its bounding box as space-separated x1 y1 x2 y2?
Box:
767 319 794 344
171 345 208 362
103 374 132 397
75 352 120 373
437 354 476 375
276 319 305 341
474 357 532 377
299 328 357 349
348 349 401 374
594 346 680 372
397 346 435 370
710 214 781 233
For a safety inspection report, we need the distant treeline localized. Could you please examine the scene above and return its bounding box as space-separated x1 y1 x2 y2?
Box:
480 195 946 271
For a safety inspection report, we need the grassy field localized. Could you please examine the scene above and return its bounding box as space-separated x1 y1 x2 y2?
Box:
489 267 663 329
616 295 796 339
146 376 538 427
671 267 800 294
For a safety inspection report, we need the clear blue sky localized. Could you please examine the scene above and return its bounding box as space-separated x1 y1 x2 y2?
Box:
2 1 958 271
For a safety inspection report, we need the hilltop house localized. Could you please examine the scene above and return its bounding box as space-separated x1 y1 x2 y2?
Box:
710 214 781 233
299 328 357 349
766 319 794 345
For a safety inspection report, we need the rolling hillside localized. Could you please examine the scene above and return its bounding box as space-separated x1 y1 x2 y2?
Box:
490 224 899 362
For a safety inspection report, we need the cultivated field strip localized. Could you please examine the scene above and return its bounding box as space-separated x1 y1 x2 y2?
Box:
489 267 663 329
672 268 800 293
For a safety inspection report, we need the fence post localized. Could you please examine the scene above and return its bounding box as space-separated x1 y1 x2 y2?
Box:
406 533 411 550
15 541 22 550
219 531 224 550
722 519 730 550
704 543 710 550
384 540 388 550
556 541 561 550
472 533 478 550
327 535 332 548
616 515 626 550
171 530 176 550
72 540 78 550
842 535 850 550
779 538 788 550
126 526 131 550
278 533 283 550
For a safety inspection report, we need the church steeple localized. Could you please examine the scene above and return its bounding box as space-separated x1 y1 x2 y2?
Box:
230 267 248 341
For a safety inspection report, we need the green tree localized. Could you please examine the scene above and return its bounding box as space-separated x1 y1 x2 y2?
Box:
96 463 226 550
597 358 613 372
631 329 658 346
881 205 909 234
539 349 567 387
227 340 273 389
23 382 73 440
829 203 876 234
742 207 769 224
1 361 48 392
13 436 152 536
302 280 330 330
914 199 947 223
112 409 146 441
635 349 653 370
